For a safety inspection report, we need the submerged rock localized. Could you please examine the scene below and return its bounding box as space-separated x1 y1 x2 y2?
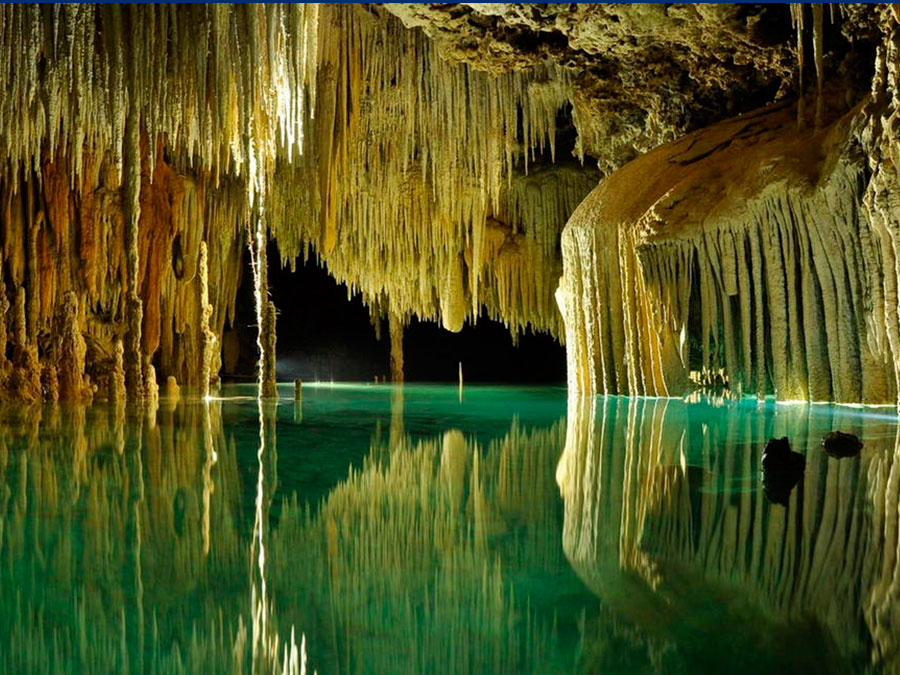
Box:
761 437 805 506
822 431 863 459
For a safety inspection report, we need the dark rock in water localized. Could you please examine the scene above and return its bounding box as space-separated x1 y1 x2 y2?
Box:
821 430 863 458
761 437 805 506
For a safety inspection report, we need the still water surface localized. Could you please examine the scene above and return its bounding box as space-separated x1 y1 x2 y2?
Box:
1 384 898 673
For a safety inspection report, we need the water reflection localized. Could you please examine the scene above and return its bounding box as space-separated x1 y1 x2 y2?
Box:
0 388 576 673
270 400 571 673
2 388 900 673
0 400 247 672
558 395 900 672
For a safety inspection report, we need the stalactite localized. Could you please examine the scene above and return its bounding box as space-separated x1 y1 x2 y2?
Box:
123 106 144 402
0 4 323 401
791 4 807 128
0 4 319 188
268 5 588 340
812 4 825 128
0 3 596 402
389 311 404 384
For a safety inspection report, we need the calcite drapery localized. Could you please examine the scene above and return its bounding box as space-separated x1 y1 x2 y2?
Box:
558 91 900 405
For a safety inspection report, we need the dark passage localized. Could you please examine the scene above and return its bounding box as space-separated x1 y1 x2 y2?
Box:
222 248 566 384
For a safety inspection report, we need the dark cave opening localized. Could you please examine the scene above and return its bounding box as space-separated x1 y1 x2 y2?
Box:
221 244 566 385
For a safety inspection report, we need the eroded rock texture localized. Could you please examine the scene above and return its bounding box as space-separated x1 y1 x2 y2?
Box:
383 3 798 172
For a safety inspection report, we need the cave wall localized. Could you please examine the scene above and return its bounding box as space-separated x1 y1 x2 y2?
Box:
0 145 244 402
557 84 900 404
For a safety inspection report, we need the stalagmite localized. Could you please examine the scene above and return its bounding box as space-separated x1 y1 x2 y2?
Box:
261 301 278 400
389 312 404 383
10 287 40 402
0 275 8 372
53 291 88 401
110 340 127 402
166 376 181 401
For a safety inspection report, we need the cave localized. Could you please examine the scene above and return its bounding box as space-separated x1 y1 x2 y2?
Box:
2 4 900 674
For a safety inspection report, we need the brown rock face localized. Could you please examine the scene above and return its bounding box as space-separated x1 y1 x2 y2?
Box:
383 3 797 170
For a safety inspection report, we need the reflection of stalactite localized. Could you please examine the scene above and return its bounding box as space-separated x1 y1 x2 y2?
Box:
271 418 568 673
251 400 307 674
0 397 251 672
389 385 405 448
558 395 900 671
124 408 145 673
201 400 217 559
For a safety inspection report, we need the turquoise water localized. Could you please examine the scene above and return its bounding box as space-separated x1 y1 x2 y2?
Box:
0 384 898 673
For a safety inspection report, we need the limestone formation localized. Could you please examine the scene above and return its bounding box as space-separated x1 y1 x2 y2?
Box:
0 4 897 402
389 312 404 383
760 437 806 505
558 87 900 404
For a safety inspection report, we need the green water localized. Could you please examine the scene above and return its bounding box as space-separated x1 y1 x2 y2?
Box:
0 384 898 673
